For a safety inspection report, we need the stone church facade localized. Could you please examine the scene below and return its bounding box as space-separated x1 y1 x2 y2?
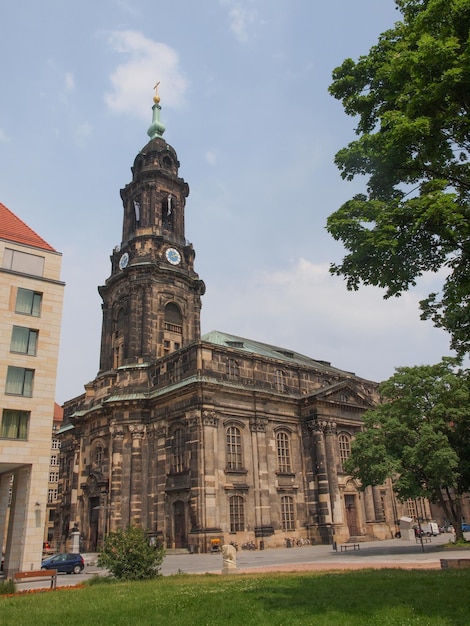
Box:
57 93 406 552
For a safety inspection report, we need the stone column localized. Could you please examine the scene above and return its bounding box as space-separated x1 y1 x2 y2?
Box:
363 485 376 523
129 424 146 526
308 418 332 526
324 420 340 524
109 422 124 532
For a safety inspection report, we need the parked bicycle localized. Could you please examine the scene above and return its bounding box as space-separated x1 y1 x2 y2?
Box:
241 540 257 550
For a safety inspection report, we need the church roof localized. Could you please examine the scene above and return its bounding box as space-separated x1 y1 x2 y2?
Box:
202 330 356 376
0 202 56 252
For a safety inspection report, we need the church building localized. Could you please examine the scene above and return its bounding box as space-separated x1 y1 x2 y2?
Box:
57 91 404 553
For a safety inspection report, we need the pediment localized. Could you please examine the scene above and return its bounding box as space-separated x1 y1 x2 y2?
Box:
307 381 375 409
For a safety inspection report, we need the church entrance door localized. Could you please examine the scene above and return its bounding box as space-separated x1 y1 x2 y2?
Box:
345 494 359 536
173 500 186 548
89 496 100 551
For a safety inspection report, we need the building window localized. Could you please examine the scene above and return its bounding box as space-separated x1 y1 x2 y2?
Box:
10 326 38 355
226 426 242 470
275 369 287 393
48 488 58 504
226 359 239 380
405 499 417 518
164 303 182 335
1 409 29 440
52 438 61 449
172 428 185 473
113 308 125 368
49 471 59 482
51 454 59 467
94 445 103 467
5 366 34 396
338 433 351 469
4 248 45 277
229 495 245 532
281 495 295 531
277 431 292 473
15 288 42 316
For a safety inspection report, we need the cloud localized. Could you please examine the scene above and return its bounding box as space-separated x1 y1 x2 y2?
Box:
205 150 217 165
75 122 93 146
64 72 75 93
220 0 257 43
201 258 453 382
104 30 187 120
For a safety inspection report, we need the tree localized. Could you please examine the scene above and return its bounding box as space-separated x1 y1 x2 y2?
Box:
327 0 470 356
97 525 165 580
344 358 470 541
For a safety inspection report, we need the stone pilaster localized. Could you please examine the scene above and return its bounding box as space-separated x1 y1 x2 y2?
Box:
129 423 146 526
109 422 124 532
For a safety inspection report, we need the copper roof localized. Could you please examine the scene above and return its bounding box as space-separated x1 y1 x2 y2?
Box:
0 201 56 252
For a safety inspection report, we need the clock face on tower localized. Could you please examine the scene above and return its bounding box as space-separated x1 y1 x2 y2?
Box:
165 247 181 266
119 252 129 270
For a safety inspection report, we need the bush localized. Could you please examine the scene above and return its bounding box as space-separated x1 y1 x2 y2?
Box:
0 579 16 595
97 525 165 580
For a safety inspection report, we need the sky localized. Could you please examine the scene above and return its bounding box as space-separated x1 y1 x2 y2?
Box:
0 0 455 404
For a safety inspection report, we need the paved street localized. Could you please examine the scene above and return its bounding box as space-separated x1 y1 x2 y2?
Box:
20 532 467 591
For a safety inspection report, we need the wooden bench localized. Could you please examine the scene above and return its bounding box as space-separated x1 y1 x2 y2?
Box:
340 543 360 552
13 569 57 590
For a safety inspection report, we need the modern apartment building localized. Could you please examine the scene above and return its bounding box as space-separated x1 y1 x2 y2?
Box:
0 202 64 575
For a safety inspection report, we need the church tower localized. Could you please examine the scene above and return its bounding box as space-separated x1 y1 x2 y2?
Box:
98 86 205 372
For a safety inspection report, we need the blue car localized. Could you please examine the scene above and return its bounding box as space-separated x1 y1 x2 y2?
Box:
41 553 84 574
462 524 470 532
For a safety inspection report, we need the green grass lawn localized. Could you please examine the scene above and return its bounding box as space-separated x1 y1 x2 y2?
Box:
1 568 469 626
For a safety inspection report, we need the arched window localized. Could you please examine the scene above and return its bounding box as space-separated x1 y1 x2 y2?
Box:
164 303 183 355
229 495 245 532
94 445 103 468
172 428 185 473
276 431 292 473
113 308 126 368
226 358 239 380
281 495 295 531
162 194 174 231
275 369 287 393
338 433 351 469
226 426 242 470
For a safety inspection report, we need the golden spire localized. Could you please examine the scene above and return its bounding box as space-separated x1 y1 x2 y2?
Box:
153 81 160 104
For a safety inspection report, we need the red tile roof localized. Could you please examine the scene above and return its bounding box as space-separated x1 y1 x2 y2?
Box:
0 201 56 252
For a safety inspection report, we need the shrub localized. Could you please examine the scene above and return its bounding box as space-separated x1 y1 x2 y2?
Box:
97 525 165 580
0 579 16 595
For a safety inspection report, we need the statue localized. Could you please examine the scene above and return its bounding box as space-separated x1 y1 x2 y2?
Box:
221 543 238 574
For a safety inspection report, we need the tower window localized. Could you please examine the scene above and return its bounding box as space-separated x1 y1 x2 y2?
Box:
162 194 174 230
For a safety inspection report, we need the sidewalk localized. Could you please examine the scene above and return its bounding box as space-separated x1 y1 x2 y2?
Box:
15 534 469 590
83 533 470 578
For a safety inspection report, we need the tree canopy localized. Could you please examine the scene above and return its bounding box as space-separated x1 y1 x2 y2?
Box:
344 359 470 540
327 0 470 356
